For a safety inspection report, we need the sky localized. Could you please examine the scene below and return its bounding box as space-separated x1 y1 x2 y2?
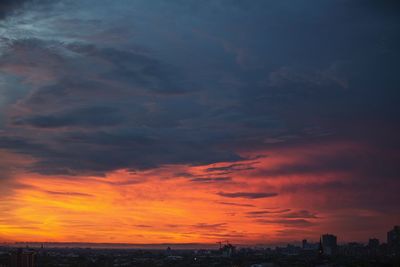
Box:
0 0 399 246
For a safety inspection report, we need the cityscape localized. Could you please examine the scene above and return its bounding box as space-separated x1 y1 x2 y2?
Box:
0 226 399 267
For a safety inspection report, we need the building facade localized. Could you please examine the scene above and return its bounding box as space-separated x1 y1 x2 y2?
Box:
10 249 35 267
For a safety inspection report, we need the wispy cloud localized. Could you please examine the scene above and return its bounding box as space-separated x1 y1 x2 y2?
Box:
43 191 93 197
216 201 255 208
217 192 278 199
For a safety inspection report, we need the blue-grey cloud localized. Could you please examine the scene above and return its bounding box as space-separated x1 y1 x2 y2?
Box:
0 0 399 187
205 163 256 173
0 0 30 19
13 106 123 128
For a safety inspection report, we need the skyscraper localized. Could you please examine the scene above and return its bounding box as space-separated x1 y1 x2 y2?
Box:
321 234 337 255
387 226 400 248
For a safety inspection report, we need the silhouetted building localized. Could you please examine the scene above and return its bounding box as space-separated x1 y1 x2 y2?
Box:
387 226 400 247
220 243 236 257
302 239 307 249
368 238 379 249
302 239 318 251
321 234 337 255
10 249 35 267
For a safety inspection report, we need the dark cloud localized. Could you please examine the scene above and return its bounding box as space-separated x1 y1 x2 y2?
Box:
254 146 400 183
282 181 345 194
281 210 318 219
245 209 318 219
0 0 30 19
217 192 278 199
0 38 243 175
177 172 233 183
205 163 256 173
0 136 52 157
0 0 55 24
65 43 186 95
216 201 255 208
0 129 242 176
256 219 314 227
350 0 400 15
13 106 123 128
189 177 232 183
245 209 291 218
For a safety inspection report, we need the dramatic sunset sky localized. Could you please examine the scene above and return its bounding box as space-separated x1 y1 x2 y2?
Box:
0 0 399 246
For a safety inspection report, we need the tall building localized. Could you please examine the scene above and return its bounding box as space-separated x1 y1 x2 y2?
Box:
387 226 400 247
321 234 337 255
302 239 307 249
368 238 379 249
10 249 35 267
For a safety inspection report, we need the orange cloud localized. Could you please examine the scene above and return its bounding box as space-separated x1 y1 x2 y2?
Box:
0 140 398 245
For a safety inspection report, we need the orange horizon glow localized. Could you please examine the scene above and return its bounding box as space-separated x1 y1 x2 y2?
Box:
1 140 397 245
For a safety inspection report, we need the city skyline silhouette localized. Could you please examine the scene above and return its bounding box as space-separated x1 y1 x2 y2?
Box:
0 0 399 251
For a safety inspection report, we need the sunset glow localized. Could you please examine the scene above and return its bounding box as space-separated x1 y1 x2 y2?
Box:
1 138 398 244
